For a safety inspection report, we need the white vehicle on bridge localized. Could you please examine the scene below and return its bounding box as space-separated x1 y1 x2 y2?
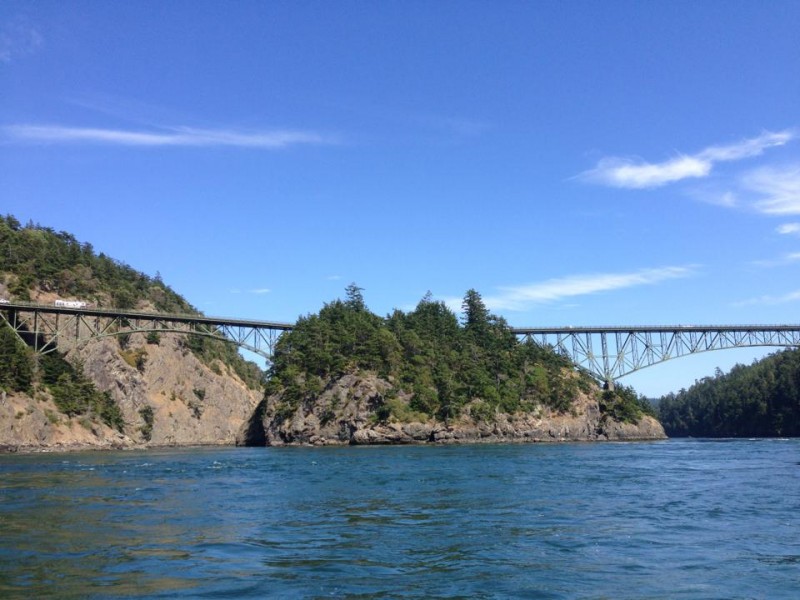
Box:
54 299 90 309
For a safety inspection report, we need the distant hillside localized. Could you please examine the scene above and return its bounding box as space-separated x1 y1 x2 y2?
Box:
0 214 262 388
0 215 263 451
252 285 664 445
658 349 800 437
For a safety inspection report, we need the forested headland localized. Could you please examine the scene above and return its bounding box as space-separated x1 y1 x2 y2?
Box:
0 215 262 450
256 284 662 445
658 349 800 437
1 214 664 450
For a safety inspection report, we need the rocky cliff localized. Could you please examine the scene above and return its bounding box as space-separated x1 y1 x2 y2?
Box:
0 287 262 452
0 331 262 452
253 372 666 447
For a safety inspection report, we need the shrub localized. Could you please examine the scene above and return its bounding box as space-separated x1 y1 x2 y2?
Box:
138 406 154 441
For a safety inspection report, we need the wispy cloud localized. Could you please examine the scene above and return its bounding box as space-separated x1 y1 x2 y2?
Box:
748 252 800 268
777 223 800 236
579 130 794 189
746 165 800 215
734 289 800 307
2 124 337 148
441 266 695 313
0 17 42 63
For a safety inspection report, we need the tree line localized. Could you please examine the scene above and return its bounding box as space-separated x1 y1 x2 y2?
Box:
658 349 800 437
0 215 262 389
265 284 650 424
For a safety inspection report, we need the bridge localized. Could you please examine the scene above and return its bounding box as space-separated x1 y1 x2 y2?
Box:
0 301 291 359
2 301 800 388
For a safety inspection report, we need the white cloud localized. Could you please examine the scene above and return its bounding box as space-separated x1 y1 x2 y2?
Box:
249 288 271 295
452 266 696 312
690 189 739 208
734 289 800 307
579 130 794 189
777 223 800 235
582 155 710 189
698 131 794 162
0 18 42 63
749 252 800 268
746 165 800 215
2 124 336 148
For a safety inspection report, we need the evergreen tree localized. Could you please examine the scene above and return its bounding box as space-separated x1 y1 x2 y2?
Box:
345 283 366 311
266 287 599 423
658 349 800 437
0 326 33 393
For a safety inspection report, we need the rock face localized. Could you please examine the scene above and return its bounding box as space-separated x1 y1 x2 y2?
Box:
0 332 262 452
0 389 131 453
259 373 666 446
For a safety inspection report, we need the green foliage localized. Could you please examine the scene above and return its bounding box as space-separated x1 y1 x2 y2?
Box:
39 352 73 385
658 349 800 437
0 325 33 393
48 359 125 431
0 214 263 391
120 348 148 372
96 392 125 432
469 400 496 423
138 406 154 441
599 385 651 424
373 397 428 424
146 331 161 345
0 215 193 312
266 287 597 423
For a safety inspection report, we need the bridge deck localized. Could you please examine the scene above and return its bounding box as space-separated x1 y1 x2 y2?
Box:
512 324 800 334
0 301 293 330
3 301 799 382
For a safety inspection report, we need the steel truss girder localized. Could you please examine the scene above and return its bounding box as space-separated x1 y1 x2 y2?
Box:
0 305 288 360
516 326 800 384
4 303 800 382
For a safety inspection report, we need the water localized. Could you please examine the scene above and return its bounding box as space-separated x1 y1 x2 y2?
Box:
0 440 798 599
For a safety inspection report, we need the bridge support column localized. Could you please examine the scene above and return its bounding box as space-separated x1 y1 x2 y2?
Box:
603 379 615 392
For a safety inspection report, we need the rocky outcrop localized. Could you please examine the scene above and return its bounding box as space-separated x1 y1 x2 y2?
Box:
0 389 132 453
79 334 262 447
0 332 262 452
260 372 666 446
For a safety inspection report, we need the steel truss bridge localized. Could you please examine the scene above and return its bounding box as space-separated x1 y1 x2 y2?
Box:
2 302 799 387
514 325 800 388
0 302 291 359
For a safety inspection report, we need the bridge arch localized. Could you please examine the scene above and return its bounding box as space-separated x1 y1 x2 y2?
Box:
77 327 276 360
4 303 800 388
514 326 800 388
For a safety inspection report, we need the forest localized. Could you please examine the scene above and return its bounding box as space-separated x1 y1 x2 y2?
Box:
0 214 664 430
265 284 653 425
658 349 800 437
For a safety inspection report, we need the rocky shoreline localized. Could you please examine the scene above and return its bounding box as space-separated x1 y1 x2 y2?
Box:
257 373 667 447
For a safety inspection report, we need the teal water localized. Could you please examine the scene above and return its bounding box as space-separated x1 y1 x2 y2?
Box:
0 439 798 598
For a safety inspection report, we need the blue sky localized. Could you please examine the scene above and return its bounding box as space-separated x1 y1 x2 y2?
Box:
2 1 799 396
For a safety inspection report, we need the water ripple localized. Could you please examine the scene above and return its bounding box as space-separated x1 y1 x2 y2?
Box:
1 441 799 598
